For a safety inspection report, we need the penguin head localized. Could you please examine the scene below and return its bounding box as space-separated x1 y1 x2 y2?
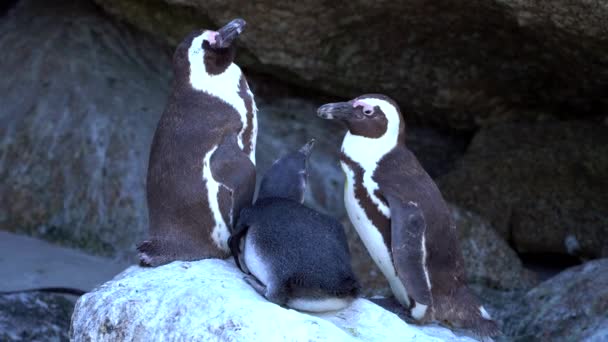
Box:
317 94 404 141
173 18 246 78
257 139 315 204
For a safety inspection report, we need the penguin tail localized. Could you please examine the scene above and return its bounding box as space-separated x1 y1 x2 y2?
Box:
434 286 501 338
332 274 361 298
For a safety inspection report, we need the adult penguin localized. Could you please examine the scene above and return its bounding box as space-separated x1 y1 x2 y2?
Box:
138 18 257 267
318 94 499 336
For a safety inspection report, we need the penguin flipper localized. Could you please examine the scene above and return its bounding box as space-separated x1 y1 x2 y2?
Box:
228 213 252 272
386 194 433 307
210 134 257 229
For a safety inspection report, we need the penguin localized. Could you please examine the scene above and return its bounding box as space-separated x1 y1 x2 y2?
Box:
317 94 499 336
138 18 258 266
228 140 361 312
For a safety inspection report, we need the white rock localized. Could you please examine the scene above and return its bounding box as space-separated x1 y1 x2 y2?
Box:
70 259 477 342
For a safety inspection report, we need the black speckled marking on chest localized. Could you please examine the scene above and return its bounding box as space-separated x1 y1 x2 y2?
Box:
340 153 391 246
238 75 254 155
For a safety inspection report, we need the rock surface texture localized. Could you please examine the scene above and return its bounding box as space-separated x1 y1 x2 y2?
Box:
1 292 75 342
1 0 472 264
93 0 608 129
70 259 478 342
450 205 537 290
440 122 608 258
494 259 608 341
0 0 172 258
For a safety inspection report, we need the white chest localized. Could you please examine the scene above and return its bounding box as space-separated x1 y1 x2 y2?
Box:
341 161 410 307
243 233 271 287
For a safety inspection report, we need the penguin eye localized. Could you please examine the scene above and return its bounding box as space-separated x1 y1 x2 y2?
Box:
363 108 374 116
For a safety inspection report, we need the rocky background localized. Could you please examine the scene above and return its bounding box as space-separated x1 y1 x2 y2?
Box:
1 0 607 341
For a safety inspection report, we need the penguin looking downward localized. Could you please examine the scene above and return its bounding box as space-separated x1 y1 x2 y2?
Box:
138 19 257 266
229 140 360 312
317 95 499 336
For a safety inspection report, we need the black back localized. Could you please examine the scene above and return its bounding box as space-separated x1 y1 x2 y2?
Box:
256 140 314 203
230 140 360 297
240 198 359 297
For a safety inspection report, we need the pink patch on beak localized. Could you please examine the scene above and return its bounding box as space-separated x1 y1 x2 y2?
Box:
207 31 219 45
353 100 374 113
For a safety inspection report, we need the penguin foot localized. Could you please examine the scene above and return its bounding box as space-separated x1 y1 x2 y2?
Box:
244 275 267 296
434 290 501 338
470 317 501 340
136 240 174 267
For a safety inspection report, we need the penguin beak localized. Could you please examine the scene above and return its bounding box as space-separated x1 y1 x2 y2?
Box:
299 139 315 157
215 18 246 48
317 101 354 121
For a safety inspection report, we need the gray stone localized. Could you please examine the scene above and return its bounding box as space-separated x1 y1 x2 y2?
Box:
0 292 75 342
0 0 172 259
501 259 608 341
439 121 608 258
450 205 537 290
70 259 478 342
93 0 608 129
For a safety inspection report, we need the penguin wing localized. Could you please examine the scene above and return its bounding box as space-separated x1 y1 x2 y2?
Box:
210 134 257 227
386 194 433 306
227 209 252 272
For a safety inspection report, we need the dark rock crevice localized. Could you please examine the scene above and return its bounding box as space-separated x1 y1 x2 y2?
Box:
0 0 19 17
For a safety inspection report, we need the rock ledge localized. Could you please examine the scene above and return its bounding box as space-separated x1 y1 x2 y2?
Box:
70 259 477 341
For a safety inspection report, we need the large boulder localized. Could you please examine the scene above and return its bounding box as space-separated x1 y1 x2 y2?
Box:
70 259 479 341
0 0 469 263
450 205 537 290
487 259 608 341
1 292 75 342
93 0 608 129
0 0 172 259
439 121 608 258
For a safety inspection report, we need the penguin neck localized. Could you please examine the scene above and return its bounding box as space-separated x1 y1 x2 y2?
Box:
189 61 245 114
341 126 400 175
340 130 395 220
256 155 307 204
187 37 258 163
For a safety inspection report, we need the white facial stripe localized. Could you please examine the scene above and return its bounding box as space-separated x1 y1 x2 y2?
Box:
341 98 401 218
188 32 257 163
204 30 218 45
342 163 409 307
353 100 375 114
202 145 229 251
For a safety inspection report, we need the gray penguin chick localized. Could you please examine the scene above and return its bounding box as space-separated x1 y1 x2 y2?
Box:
229 139 360 312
